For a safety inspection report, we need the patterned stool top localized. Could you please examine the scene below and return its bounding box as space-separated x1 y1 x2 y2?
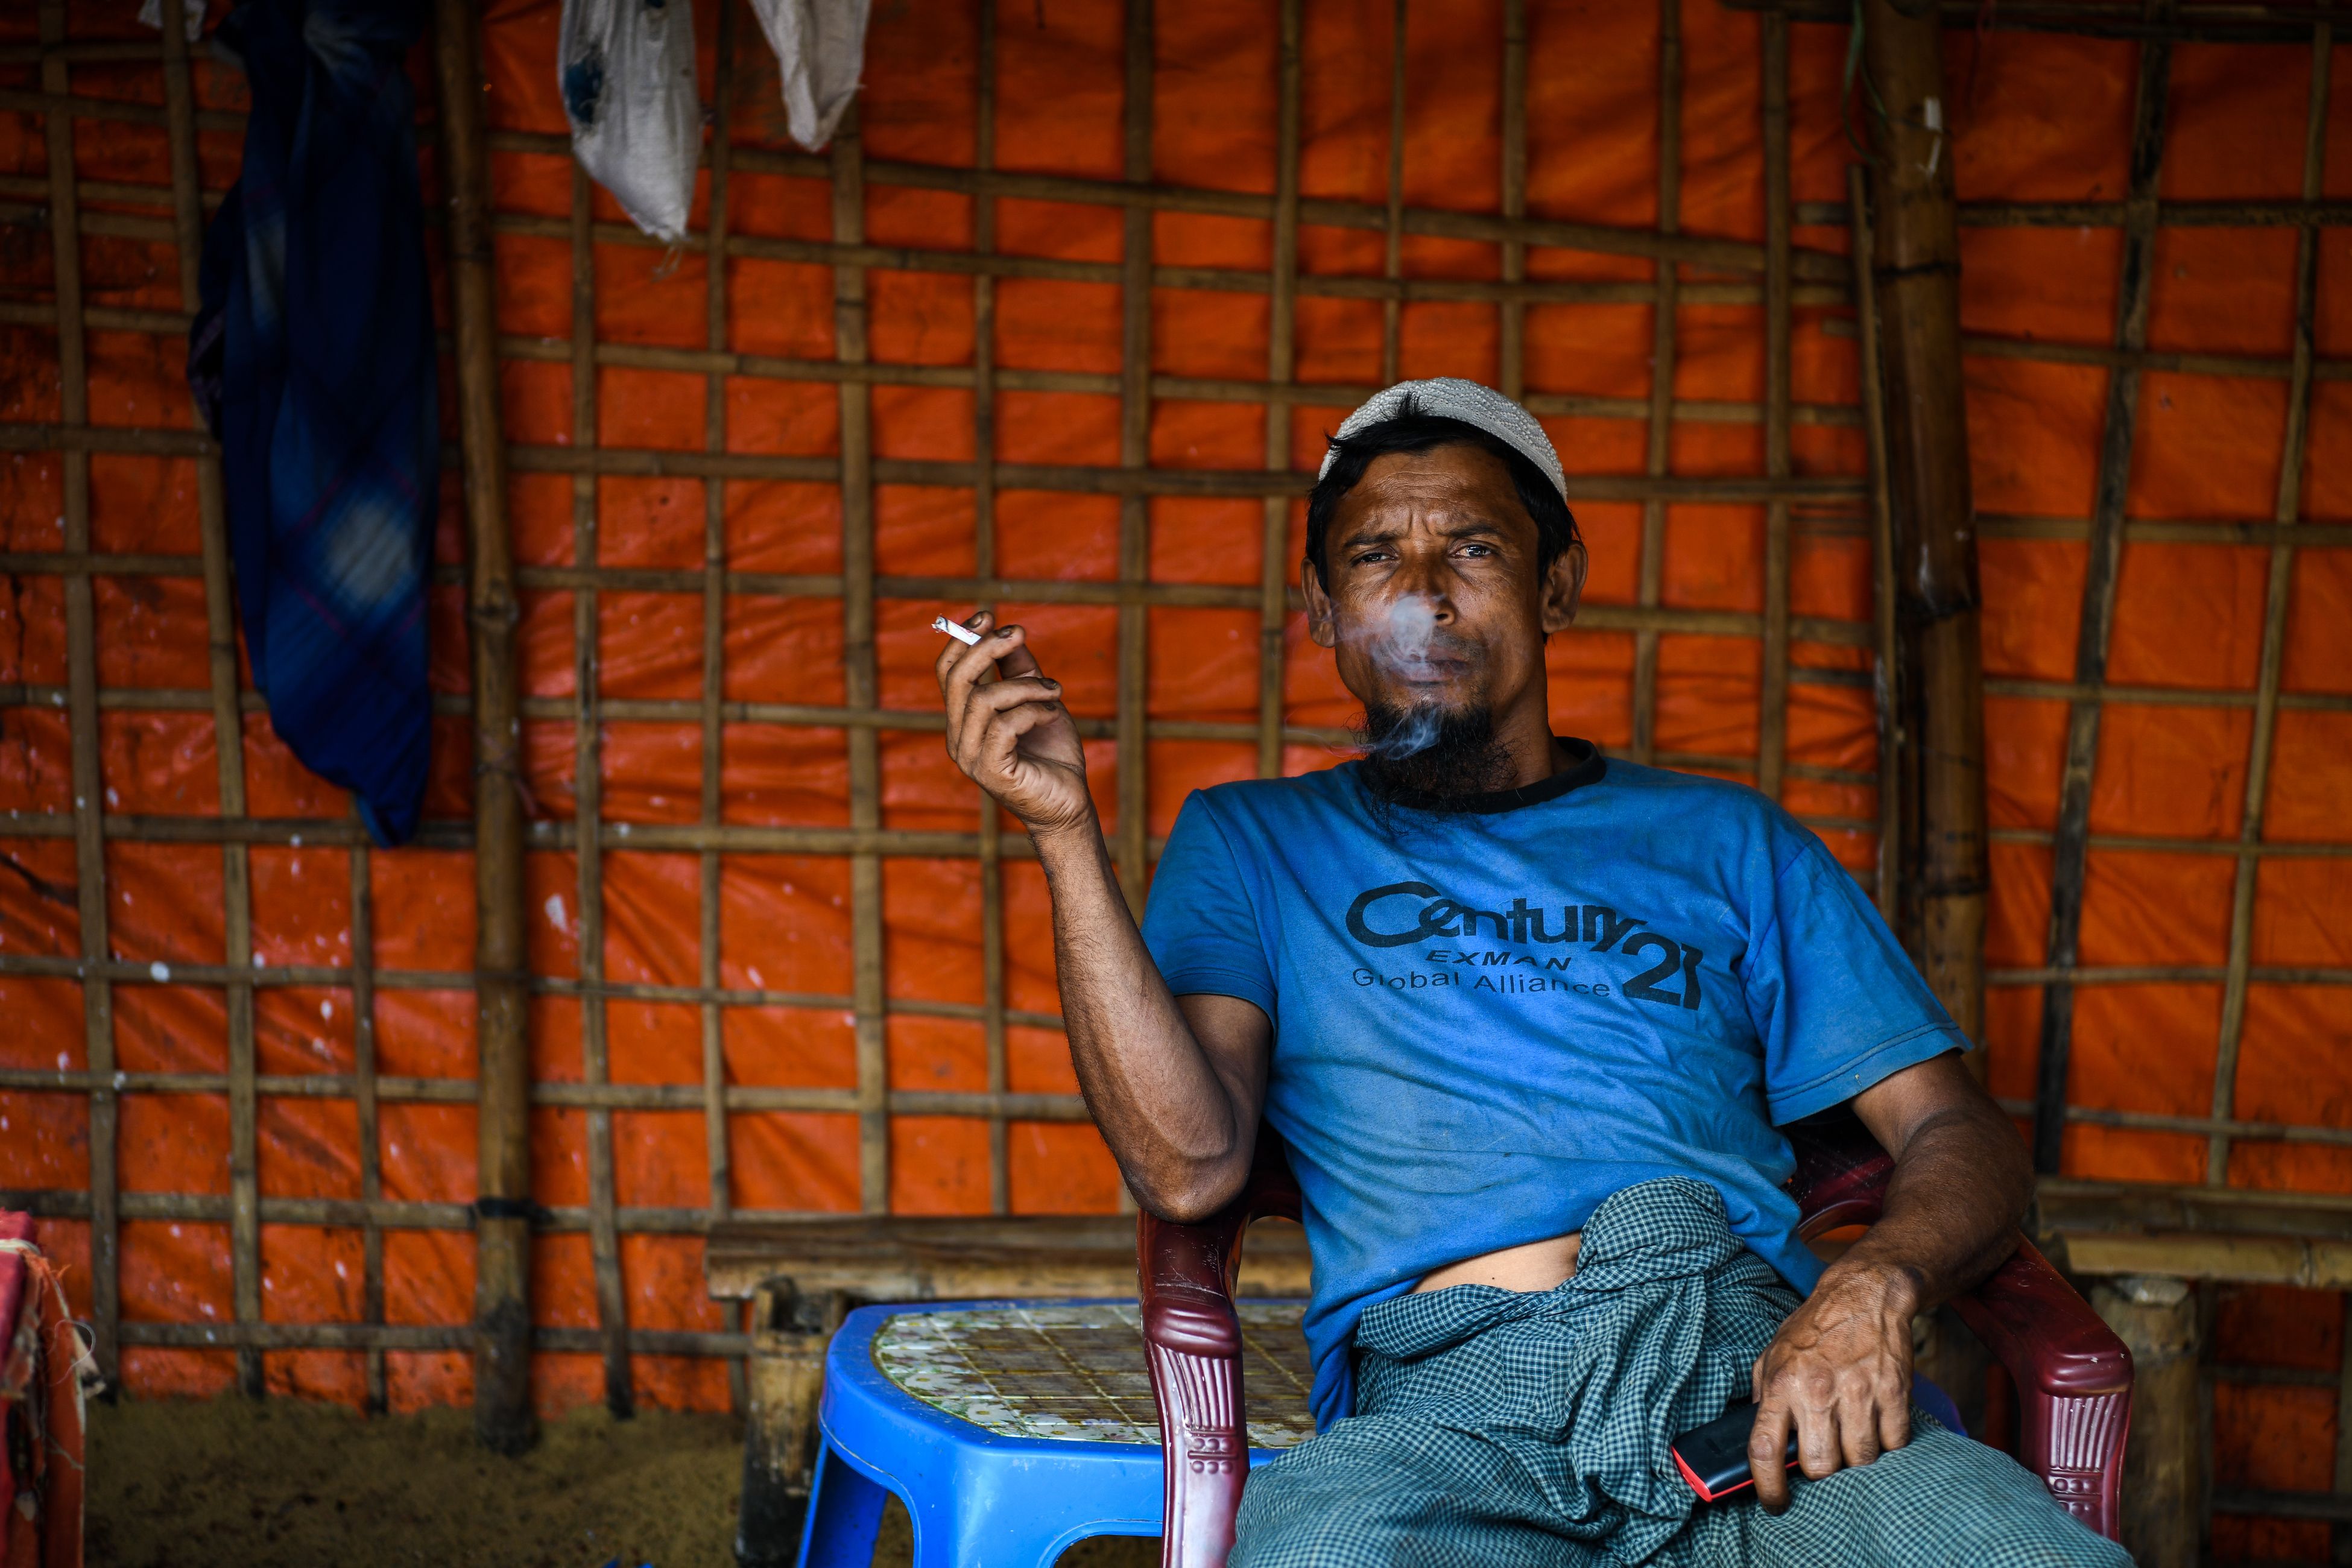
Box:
872 1301 1317 1449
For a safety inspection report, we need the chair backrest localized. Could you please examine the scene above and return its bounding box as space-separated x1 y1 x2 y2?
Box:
1236 1134 1303 1225
1785 1110 1900 1236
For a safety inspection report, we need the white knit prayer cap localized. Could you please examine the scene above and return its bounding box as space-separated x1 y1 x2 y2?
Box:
1317 376 1566 499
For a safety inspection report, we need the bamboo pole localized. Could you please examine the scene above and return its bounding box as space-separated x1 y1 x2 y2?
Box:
432 0 534 1455
17 1152 2352 1246
0 229 1816 309
1114 0 1155 920
972 0 1010 1218
702 0 741 1276
220 650 259 1396
101 1320 750 1358
2034 30 2170 1172
570 160 633 1420
1712 2 2325 45
1863 0 1989 1063
0 423 1864 501
2091 1276 2200 1566
1851 83 1980 1402
1111 0 1156 1222
0 779 1958 858
1499 0 1527 401
70 878 2352 1016
1258 0 1301 782
1381 0 1406 386
1632 0 1680 768
0 1070 1096 1122
1848 166 1902 922
0 281 1865 359
498 444 1866 498
350 826 387 1413
156 0 261 1404
530 446 1832 500
0 78 1876 279
39 0 118 1396
2207 21 2326 1186
1758 15 1792 807
0 583 1873 657
519 444 1853 501
43 653 2294 706
532 226 1836 308
832 109 890 1215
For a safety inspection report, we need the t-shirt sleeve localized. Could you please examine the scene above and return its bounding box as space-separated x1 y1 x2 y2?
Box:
1743 826 1971 1125
1141 793 1277 1020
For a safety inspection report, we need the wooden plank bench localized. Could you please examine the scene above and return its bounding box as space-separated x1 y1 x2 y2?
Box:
2034 1177 2352 1289
705 1213 1310 1564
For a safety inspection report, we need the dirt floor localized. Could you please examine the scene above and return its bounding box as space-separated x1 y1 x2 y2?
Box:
87 1394 1157 1567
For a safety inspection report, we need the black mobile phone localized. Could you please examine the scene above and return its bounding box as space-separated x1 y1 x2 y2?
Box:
1669 1399 1799 1502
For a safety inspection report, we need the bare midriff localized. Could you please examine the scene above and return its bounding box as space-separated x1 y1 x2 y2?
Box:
1414 1230 1583 1294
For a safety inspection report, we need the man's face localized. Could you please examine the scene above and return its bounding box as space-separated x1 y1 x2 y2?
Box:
1304 443 1585 732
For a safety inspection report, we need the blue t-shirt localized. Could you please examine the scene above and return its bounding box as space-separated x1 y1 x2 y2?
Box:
1139 743 1967 1430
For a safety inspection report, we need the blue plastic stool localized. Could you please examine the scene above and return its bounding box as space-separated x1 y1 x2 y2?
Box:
798 1300 1302 1567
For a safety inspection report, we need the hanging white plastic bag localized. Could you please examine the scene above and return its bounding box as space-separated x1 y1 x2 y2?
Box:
138 0 206 44
558 0 701 244
748 0 870 151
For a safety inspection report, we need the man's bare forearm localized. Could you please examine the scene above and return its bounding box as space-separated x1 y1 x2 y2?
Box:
1837 1097 2033 1314
929 615 1260 1219
1748 1060 2032 1502
1034 817 1258 1219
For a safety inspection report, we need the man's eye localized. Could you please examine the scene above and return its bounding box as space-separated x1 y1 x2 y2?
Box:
1352 549 1394 565
1457 543 1496 557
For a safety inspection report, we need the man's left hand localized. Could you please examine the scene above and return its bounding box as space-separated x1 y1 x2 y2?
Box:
1745 1259 1920 1511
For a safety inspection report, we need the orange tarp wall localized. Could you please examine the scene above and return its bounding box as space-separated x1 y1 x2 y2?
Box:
0 0 2348 1557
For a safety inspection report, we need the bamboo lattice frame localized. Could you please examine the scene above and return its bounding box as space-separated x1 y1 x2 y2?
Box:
0 2 2341 1505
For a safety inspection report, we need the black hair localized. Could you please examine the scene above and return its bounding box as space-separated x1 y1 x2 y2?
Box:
1303 400 1581 588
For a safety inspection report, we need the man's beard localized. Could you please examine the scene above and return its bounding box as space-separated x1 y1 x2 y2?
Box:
1356 699 1515 809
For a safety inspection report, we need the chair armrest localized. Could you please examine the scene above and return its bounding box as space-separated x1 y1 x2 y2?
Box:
1947 1238 2133 1540
1138 1143 1301 1568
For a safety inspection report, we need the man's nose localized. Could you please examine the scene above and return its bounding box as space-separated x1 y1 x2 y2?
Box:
1388 549 1457 616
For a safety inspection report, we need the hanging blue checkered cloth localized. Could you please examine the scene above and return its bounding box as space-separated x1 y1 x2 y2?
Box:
1229 1178 2131 1567
189 0 434 845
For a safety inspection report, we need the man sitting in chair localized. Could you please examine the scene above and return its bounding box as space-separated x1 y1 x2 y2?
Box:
932 379 2128 1567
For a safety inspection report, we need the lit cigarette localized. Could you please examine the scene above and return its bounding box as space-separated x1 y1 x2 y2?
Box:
931 615 983 646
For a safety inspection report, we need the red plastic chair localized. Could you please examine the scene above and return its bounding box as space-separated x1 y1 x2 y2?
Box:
1 1212 89 1568
1139 1128 2132 1568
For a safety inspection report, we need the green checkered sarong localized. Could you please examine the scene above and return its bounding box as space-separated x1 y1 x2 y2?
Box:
1230 1178 2130 1567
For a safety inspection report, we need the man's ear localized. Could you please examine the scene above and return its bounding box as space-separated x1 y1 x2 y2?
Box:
1539 540 1588 636
1303 556 1338 649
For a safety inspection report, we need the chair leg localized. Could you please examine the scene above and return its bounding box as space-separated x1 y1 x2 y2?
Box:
1147 1341 1248 1568
798 1441 892 1568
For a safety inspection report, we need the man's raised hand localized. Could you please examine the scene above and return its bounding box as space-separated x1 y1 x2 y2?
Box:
935 610 1093 839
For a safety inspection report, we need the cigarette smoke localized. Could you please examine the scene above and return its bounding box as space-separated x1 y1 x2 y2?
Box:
1353 595 1447 760
1365 704 1441 760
